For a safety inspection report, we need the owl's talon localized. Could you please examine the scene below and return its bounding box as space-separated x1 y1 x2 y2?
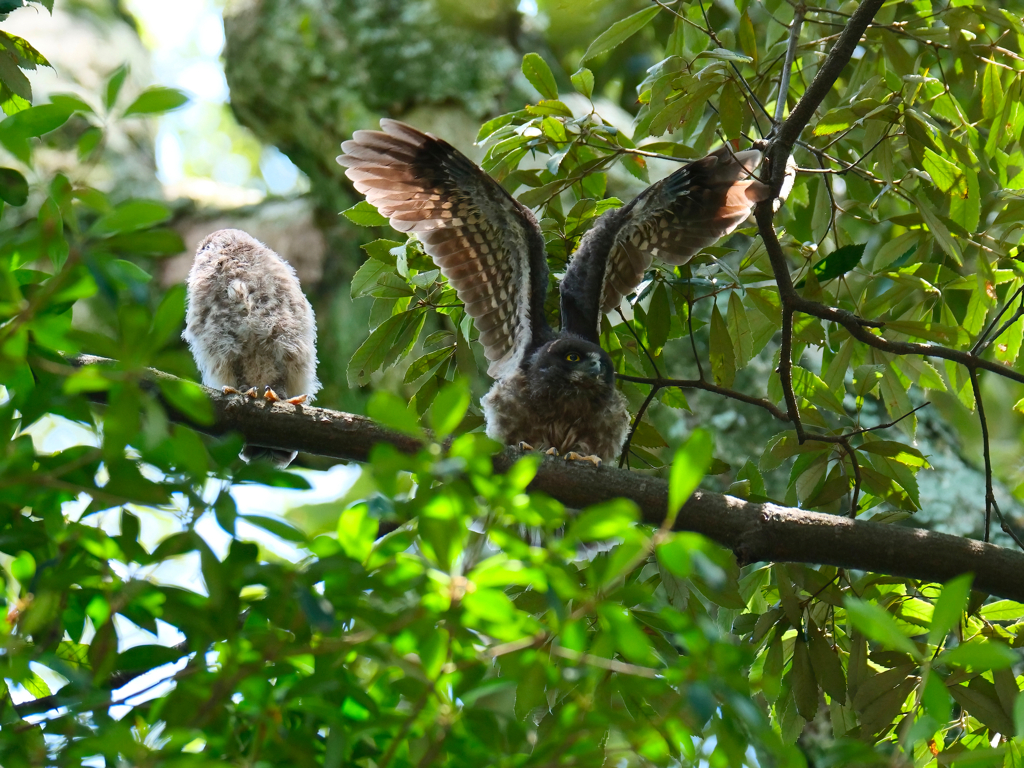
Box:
264 388 281 402
222 386 240 395
285 394 309 405
565 451 602 467
518 441 534 452
544 447 559 457
243 387 259 399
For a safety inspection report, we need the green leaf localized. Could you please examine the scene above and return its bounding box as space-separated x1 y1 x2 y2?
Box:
241 514 307 543
1015 691 1024 738
104 63 129 110
580 5 660 63
718 80 743 141
762 635 783 702
351 257 395 298
813 243 865 282
979 600 1024 622
571 67 594 99
655 532 697 579
104 228 186 257
337 503 378 563
367 390 425 439
0 166 27 205
646 282 670 351
813 106 857 136
347 310 425 386
857 441 928 468
950 163 980 233
982 62 1004 121
0 102 73 141
949 678 1015 735
599 604 653 665
791 636 819 719
77 125 102 159
792 366 845 413
937 640 1019 671
343 200 389 227
844 596 921 660
158 378 214 426
923 148 960 194
667 429 711 525
11 550 34 582
116 644 184 674
0 48 31 100
521 52 558 100
48 93 92 115
122 86 188 116
709 304 735 387
927 573 973 648
108 259 152 287
0 29 50 69
808 621 846 704
913 193 962 264
922 670 952 724
88 199 171 237
566 498 638 542
429 378 470 440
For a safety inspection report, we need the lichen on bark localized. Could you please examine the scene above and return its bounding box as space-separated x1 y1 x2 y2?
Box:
222 0 521 214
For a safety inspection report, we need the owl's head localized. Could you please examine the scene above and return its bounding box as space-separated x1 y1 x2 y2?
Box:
529 337 614 391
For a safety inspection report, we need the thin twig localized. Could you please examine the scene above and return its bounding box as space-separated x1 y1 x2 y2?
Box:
618 383 661 469
778 306 804 441
775 5 806 127
687 295 705 381
550 645 660 679
616 307 661 378
616 373 788 420
839 437 861 518
843 402 930 438
969 369 993 543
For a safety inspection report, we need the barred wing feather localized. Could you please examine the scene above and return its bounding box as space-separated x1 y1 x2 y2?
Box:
338 119 550 379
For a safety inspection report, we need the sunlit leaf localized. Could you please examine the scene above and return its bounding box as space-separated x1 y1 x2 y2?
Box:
580 5 660 63
122 86 188 116
521 52 558 100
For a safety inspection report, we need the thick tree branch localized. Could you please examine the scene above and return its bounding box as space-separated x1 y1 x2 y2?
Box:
69 357 1024 603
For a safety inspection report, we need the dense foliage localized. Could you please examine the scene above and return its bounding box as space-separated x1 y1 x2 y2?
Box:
0 1 1023 766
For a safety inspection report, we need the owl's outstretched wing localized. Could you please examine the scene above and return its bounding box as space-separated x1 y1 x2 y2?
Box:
338 119 551 379
560 147 775 342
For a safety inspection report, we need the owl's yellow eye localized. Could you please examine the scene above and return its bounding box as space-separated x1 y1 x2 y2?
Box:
566 353 581 362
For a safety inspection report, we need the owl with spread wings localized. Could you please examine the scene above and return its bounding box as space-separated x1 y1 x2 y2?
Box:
338 120 783 464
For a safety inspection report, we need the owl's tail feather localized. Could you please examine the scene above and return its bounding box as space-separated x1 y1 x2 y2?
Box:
240 445 298 469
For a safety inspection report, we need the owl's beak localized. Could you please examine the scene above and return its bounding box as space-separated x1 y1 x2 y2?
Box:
585 358 603 378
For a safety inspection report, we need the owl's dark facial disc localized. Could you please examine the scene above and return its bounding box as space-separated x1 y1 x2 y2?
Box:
529 337 614 391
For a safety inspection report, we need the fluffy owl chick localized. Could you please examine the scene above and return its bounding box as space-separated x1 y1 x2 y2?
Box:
183 229 321 467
